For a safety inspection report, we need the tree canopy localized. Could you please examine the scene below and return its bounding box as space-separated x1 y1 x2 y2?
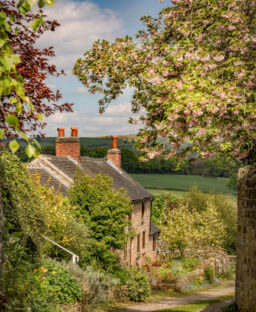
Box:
74 0 256 164
0 0 72 156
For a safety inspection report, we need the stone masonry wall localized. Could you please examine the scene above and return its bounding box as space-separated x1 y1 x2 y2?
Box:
121 199 158 266
236 164 256 312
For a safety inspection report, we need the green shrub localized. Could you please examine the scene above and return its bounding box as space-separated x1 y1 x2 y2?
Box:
222 302 238 312
61 262 119 307
124 268 150 302
33 259 83 304
204 265 214 284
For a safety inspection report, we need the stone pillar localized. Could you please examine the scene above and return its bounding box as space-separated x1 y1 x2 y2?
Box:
236 164 256 312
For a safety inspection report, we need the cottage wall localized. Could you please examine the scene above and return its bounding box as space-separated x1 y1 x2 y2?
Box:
121 199 158 266
236 164 256 312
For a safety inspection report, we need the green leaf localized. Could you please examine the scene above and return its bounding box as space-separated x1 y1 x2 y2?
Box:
9 140 20 154
38 0 45 8
16 102 23 116
0 129 5 138
45 0 55 5
6 114 18 128
30 17 45 31
32 138 41 150
9 97 18 104
37 114 43 121
19 131 29 142
25 144 36 158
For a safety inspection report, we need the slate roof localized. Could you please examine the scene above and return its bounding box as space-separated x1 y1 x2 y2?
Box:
150 222 161 235
27 155 152 202
28 168 68 195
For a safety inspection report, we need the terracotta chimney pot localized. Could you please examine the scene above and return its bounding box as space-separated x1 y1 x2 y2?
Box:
112 136 118 149
57 127 65 138
107 135 121 168
71 127 78 137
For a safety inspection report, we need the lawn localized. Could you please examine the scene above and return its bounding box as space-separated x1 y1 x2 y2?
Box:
130 174 236 195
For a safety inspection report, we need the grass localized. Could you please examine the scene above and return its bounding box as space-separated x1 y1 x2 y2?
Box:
154 294 235 312
130 173 236 195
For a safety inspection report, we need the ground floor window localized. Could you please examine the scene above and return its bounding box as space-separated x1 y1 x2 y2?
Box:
142 231 146 249
153 233 157 251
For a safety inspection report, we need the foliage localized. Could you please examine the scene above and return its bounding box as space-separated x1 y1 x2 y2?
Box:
32 174 90 265
33 259 83 304
68 169 132 269
74 0 256 164
222 302 238 312
160 191 226 258
1 0 72 156
0 150 47 248
80 145 108 158
152 193 179 225
227 173 238 192
204 265 214 284
118 268 150 302
61 262 119 307
1 254 61 312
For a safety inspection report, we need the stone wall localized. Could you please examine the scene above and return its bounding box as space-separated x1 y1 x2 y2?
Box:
121 199 158 266
236 164 256 312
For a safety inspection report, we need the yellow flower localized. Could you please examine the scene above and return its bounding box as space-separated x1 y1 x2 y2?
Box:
52 271 56 275
43 269 48 273
199 276 204 281
58 291 61 294
42 276 46 280
40 267 44 270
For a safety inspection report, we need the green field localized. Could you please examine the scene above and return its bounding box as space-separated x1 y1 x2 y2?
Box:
130 174 236 195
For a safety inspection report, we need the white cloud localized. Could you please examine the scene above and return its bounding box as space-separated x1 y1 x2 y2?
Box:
105 102 131 116
36 0 124 74
44 102 141 136
76 87 87 94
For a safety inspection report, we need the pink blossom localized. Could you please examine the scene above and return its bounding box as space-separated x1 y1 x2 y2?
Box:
148 153 156 159
188 85 195 91
162 70 169 77
213 55 225 62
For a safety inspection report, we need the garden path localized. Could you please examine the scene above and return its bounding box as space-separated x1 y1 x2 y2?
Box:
121 280 235 312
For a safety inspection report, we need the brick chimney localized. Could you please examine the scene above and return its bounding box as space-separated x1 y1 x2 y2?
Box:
56 127 80 163
107 136 121 168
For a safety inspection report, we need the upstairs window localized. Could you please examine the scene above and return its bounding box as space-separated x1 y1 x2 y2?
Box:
141 202 145 224
137 234 140 253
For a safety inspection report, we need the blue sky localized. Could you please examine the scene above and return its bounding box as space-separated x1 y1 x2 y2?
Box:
38 0 169 137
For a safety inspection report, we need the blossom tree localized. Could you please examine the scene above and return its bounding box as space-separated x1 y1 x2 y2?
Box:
74 0 256 164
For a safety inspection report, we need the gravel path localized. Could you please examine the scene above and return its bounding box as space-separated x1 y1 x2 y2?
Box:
120 281 235 312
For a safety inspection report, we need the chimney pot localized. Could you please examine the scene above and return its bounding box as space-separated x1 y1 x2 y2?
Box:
71 127 78 137
57 127 65 138
112 135 118 149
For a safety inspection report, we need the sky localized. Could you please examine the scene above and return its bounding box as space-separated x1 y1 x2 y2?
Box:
37 0 169 137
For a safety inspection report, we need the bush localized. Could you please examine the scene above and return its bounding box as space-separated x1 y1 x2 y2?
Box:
222 302 238 312
204 265 214 284
123 268 150 302
61 263 119 307
33 259 83 304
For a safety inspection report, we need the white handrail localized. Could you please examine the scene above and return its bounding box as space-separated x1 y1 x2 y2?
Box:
42 235 79 264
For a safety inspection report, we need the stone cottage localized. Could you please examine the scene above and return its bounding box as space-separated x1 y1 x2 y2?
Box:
27 127 160 266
